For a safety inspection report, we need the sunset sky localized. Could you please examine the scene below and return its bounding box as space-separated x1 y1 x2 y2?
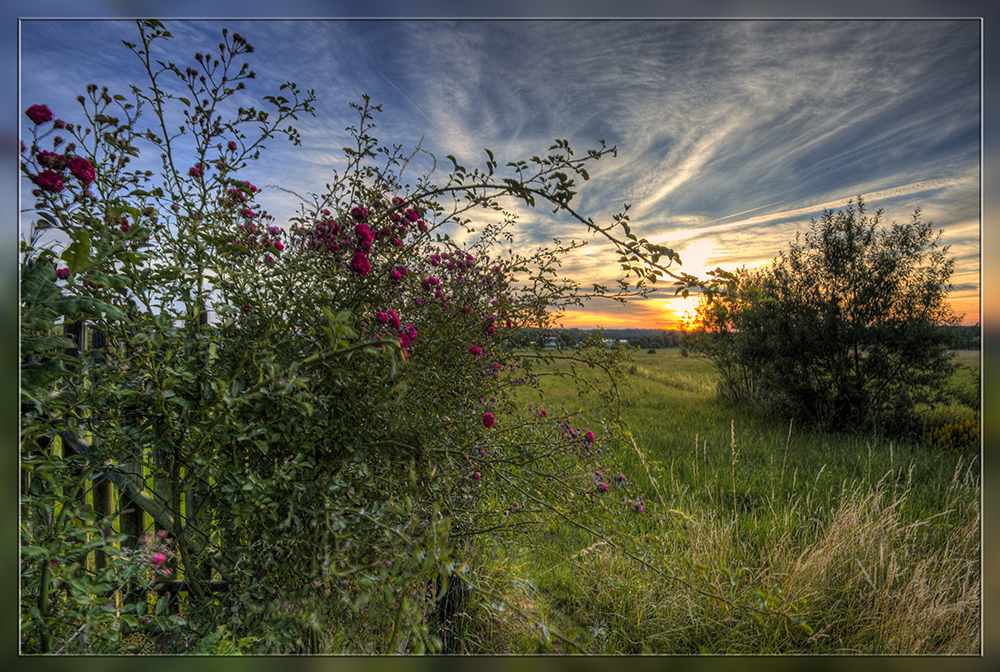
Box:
18 19 982 330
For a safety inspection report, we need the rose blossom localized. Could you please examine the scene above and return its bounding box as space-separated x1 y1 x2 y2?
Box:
350 251 371 276
67 157 96 184
355 223 374 252
36 170 64 193
36 150 65 169
56 268 69 280
25 104 53 125
482 413 496 429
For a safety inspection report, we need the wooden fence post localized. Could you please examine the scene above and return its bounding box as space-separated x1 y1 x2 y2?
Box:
183 470 213 600
85 326 115 573
119 404 146 609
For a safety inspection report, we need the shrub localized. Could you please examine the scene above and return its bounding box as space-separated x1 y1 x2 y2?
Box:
19 20 716 654
685 197 960 435
926 419 980 455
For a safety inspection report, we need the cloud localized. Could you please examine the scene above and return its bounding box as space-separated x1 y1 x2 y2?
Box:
18 19 981 329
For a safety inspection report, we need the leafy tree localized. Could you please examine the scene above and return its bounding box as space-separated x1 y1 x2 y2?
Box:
686 197 960 435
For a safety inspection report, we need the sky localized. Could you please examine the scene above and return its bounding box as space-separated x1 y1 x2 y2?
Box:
12 8 991 334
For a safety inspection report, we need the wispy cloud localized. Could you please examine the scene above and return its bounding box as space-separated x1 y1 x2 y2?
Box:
18 19 981 327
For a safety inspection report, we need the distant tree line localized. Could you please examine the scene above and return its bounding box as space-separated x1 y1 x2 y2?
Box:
946 324 980 350
510 327 683 349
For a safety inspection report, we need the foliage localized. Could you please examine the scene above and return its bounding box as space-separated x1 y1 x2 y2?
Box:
925 418 980 455
18 20 722 654
682 198 961 435
462 350 978 654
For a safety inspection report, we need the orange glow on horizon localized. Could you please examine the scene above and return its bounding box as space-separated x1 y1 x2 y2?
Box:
554 293 979 331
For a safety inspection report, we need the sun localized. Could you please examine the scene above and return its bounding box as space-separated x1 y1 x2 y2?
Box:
659 294 704 331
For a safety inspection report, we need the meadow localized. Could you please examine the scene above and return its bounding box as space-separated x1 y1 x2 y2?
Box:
456 348 982 654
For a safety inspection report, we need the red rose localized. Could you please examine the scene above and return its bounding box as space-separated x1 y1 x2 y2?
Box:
36 170 64 193
36 150 65 170
350 252 371 276
67 157 96 184
25 105 53 125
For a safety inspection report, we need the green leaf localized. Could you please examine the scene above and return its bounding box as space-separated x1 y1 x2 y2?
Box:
21 359 71 390
20 546 49 558
49 297 124 321
62 231 92 274
21 335 78 352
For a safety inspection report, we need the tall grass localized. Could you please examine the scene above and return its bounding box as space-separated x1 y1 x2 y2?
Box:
458 348 981 654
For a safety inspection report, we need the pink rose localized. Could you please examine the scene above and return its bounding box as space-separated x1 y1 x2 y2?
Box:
482 413 495 429
36 150 65 169
26 104 53 125
67 157 96 184
36 170 64 193
351 252 371 276
355 223 374 252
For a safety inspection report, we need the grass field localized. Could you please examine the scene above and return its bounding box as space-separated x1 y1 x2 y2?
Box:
458 348 982 654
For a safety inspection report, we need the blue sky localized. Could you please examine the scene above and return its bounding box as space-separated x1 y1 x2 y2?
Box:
16 15 984 329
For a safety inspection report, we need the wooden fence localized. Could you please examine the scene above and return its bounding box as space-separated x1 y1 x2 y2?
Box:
21 318 234 609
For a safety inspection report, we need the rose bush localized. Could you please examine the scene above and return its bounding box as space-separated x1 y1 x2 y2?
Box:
20 21 702 654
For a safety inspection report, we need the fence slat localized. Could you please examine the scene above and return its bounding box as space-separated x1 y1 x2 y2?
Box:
24 311 236 615
60 431 235 582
